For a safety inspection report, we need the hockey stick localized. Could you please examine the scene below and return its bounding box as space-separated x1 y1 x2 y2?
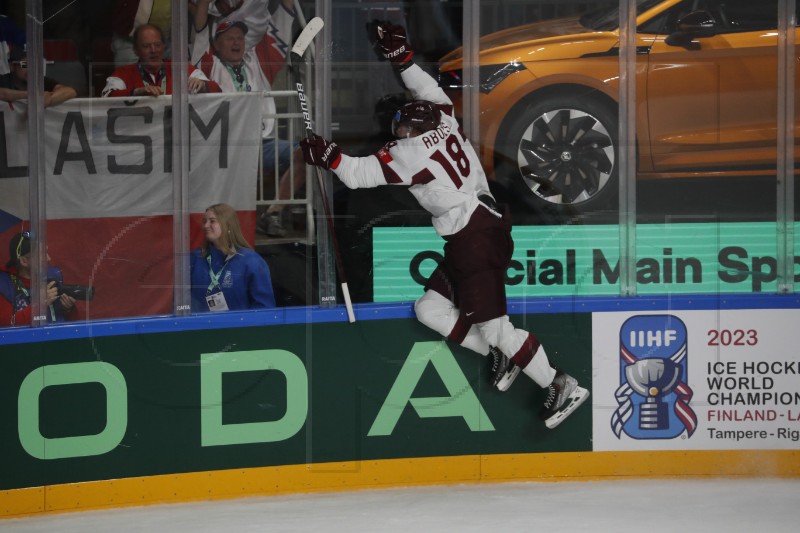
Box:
290 17 356 323
291 15 323 59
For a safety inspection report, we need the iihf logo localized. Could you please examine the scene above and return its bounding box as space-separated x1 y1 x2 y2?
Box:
611 315 697 440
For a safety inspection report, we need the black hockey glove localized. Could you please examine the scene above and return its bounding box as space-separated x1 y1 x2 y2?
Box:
368 20 414 70
300 134 342 170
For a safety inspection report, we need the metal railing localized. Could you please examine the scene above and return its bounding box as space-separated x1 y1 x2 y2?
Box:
256 89 316 245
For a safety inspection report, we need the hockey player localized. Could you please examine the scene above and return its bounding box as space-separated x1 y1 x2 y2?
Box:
299 22 589 428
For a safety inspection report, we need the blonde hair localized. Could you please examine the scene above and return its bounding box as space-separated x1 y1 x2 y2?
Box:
202 203 252 257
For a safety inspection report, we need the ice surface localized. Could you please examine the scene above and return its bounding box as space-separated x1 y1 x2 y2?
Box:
2 478 798 532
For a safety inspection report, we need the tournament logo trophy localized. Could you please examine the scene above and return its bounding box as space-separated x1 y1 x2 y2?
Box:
611 315 697 439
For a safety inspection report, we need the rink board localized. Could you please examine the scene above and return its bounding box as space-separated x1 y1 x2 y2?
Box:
1 295 799 517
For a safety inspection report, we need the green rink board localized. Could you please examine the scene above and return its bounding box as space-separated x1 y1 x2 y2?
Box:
0 314 591 491
373 222 800 302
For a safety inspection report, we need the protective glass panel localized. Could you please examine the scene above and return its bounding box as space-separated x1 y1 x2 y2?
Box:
466 0 623 301
635 0 794 296
326 1 436 304
3 0 797 332
185 1 314 310
1 1 179 327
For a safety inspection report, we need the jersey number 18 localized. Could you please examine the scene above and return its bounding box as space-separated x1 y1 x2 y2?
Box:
430 133 471 188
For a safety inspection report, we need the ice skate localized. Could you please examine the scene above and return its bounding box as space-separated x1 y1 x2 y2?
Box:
539 370 589 429
488 346 519 391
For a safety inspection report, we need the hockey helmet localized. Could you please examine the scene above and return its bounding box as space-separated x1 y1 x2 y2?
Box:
391 100 441 138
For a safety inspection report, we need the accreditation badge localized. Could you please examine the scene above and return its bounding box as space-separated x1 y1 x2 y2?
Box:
205 291 229 312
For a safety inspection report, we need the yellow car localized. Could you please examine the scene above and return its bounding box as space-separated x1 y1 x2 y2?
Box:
438 0 798 213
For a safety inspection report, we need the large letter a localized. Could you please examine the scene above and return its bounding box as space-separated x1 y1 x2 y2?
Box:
368 341 494 436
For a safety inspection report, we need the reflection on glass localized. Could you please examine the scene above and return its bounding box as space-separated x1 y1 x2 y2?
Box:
186 1 313 296
441 0 637 219
637 0 795 296
3 0 798 334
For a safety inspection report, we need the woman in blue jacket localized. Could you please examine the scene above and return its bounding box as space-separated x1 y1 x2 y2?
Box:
190 203 275 311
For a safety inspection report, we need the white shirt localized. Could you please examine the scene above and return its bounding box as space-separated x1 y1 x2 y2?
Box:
201 51 277 139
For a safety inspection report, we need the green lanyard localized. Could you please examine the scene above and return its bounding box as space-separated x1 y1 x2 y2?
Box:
225 63 249 92
138 64 168 93
206 254 233 294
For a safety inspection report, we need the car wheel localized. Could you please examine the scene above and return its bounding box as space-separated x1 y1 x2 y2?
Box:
495 95 618 214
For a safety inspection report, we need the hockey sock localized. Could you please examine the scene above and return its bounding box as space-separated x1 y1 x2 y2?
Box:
520 344 557 388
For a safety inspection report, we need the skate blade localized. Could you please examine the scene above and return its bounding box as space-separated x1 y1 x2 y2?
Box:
495 366 521 392
544 386 589 429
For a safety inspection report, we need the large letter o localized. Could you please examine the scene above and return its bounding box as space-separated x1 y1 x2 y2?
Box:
18 362 127 460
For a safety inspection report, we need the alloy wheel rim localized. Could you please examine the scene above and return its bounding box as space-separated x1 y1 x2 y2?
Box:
517 108 615 206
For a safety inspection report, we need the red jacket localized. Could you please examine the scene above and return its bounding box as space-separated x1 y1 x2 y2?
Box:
103 60 222 97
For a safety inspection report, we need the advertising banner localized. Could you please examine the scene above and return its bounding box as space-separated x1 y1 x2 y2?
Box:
592 309 800 450
0 313 592 491
0 93 260 218
373 223 800 301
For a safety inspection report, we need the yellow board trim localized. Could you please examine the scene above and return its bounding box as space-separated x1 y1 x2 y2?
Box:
3 450 799 519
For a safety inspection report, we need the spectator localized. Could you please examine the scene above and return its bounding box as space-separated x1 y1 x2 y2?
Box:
0 231 77 327
102 24 220 97
190 203 276 311
111 0 172 66
196 15 304 237
1 13 25 75
189 0 284 66
0 47 78 107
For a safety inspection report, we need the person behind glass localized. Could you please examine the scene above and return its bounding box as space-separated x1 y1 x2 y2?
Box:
0 232 76 327
0 47 77 107
299 23 590 429
189 0 283 66
190 203 276 312
102 23 221 97
195 13 305 238
1 14 25 75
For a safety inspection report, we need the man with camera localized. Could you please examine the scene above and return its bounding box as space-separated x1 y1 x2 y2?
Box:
0 231 82 327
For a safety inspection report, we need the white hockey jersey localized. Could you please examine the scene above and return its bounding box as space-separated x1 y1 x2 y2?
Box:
333 64 493 237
